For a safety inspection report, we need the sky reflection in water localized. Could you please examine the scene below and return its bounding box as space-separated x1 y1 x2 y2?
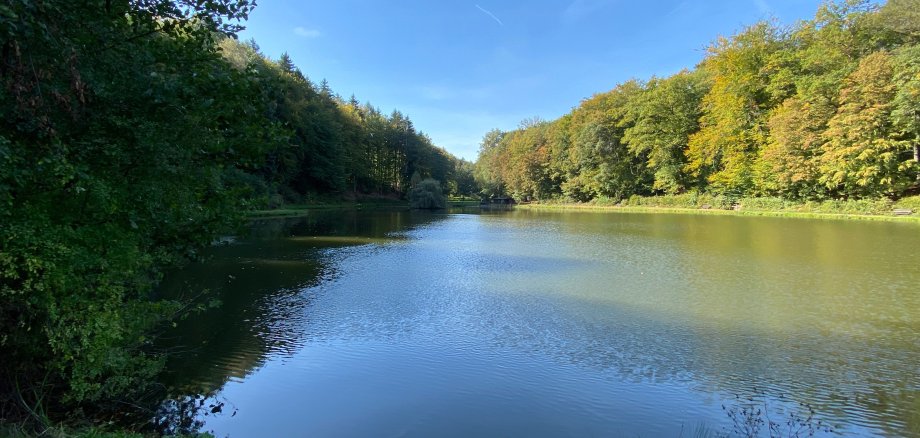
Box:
158 209 920 437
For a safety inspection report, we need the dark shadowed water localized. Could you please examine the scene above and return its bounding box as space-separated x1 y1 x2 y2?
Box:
156 209 920 437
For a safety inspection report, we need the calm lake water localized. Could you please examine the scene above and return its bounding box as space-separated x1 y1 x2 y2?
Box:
157 209 920 437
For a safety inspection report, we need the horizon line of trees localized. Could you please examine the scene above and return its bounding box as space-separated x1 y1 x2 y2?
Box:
475 0 920 203
220 39 477 204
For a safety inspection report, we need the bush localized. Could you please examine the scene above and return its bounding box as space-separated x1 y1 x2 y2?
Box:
561 192 919 217
614 193 914 215
409 179 447 210
894 195 920 212
802 198 893 215
619 192 735 209
737 197 788 211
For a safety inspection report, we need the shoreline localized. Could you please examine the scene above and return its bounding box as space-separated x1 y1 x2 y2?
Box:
514 202 920 223
247 202 407 218
249 200 920 223
248 199 481 218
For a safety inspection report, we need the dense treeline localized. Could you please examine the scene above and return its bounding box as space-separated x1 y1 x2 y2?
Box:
476 0 920 203
219 40 477 202
0 0 471 429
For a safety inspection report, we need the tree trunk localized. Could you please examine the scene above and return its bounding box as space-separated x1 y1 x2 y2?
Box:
915 143 920 182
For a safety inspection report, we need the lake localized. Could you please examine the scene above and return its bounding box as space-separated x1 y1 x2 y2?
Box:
156 208 920 437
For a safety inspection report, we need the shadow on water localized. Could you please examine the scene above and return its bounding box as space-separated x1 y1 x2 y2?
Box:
153 209 448 399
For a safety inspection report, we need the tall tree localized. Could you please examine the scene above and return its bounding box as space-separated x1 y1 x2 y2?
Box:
820 51 909 197
891 44 920 173
563 81 650 201
875 0 920 41
687 22 782 194
623 70 708 194
474 129 507 197
757 97 834 198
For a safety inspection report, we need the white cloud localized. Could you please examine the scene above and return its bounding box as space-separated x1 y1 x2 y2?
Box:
293 26 321 38
475 4 504 26
753 0 771 14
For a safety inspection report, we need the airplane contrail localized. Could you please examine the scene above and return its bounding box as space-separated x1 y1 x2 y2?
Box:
475 4 504 26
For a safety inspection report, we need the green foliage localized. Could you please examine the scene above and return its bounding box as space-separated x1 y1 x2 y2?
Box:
565 81 652 201
819 51 909 196
623 70 708 193
891 44 920 173
798 198 894 215
758 97 834 199
475 82 652 203
621 192 736 210
893 194 920 211
408 179 446 210
0 0 474 431
0 0 270 421
475 129 509 197
451 160 479 197
687 21 782 194
215 39 472 202
582 193 910 217
475 0 920 205
875 0 920 40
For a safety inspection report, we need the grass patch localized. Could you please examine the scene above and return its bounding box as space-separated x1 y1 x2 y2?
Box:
519 195 920 224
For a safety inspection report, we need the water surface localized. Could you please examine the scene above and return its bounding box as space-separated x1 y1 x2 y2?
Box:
158 209 920 437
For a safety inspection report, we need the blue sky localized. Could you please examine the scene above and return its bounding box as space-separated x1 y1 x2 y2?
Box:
238 0 824 161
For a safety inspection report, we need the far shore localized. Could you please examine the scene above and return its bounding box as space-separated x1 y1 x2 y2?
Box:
515 201 920 223
248 198 481 218
246 195 920 223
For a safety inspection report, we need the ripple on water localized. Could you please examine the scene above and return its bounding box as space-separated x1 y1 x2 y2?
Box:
162 212 920 437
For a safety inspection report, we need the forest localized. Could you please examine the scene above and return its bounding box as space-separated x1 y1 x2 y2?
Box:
0 0 473 432
475 0 920 205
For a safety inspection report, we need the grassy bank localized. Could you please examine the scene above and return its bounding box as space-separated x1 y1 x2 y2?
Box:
248 193 920 223
517 194 920 223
